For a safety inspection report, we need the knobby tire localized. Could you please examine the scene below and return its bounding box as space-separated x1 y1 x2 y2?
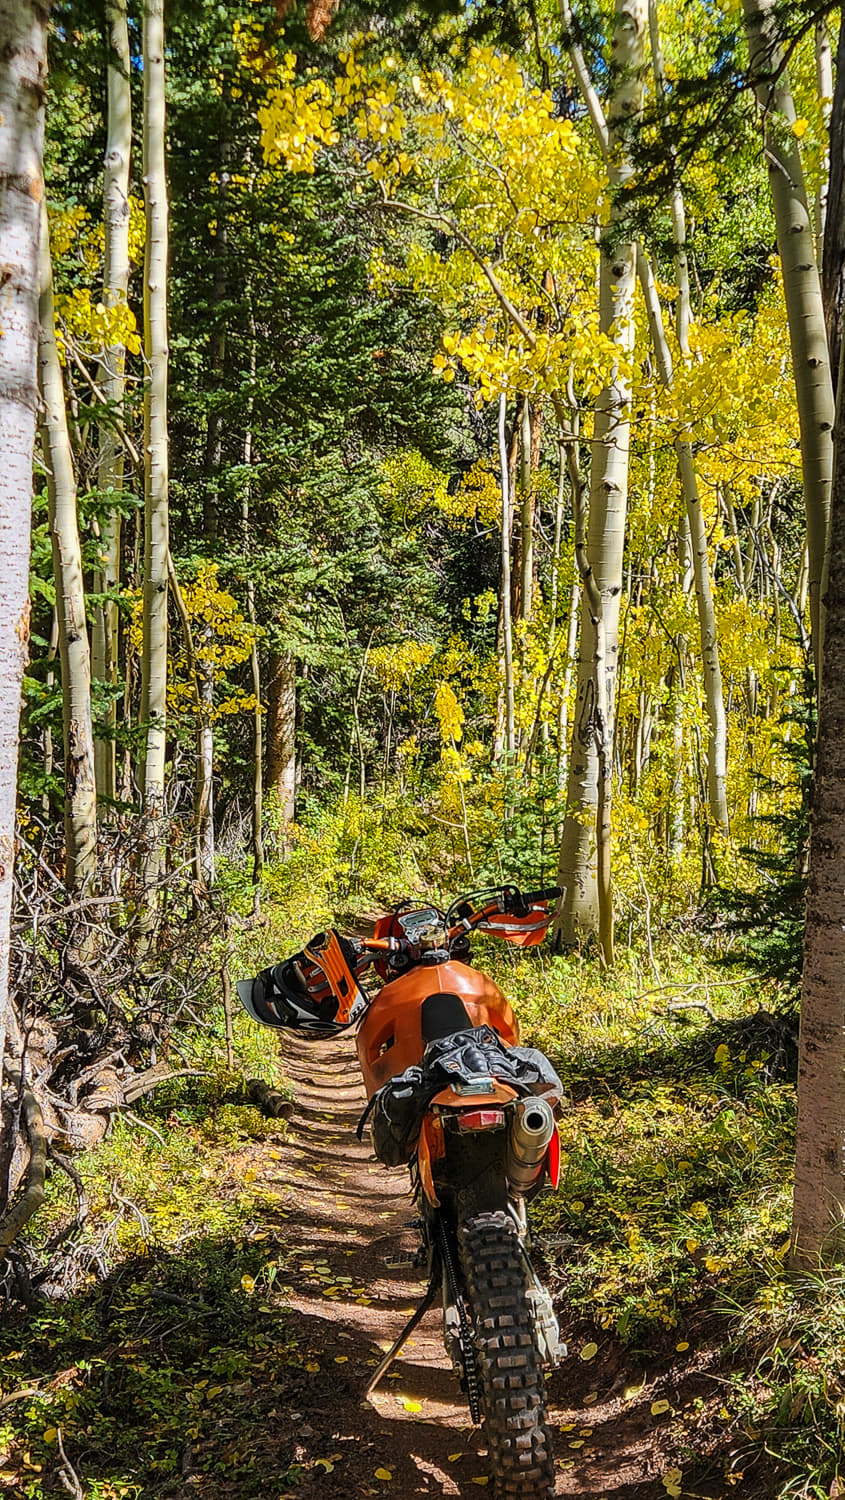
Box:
458 1210 555 1498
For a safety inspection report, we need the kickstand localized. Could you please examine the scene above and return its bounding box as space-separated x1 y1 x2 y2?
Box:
362 1265 440 1402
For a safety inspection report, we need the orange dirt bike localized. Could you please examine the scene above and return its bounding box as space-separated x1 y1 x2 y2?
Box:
237 884 565 1498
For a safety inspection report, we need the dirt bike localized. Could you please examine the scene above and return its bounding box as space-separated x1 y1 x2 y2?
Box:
237 884 565 1498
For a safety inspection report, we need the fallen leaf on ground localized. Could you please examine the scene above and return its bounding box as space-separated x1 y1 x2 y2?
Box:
580 1342 598 1361
374 1468 392 1480
651 1399 671 1416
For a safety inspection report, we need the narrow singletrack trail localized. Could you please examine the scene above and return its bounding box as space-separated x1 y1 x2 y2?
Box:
259 1031 685 1499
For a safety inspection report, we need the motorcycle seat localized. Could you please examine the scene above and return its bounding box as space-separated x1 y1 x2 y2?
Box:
421 992 474 1042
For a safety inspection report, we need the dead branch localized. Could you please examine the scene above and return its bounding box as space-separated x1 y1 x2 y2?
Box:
247 1078 295 1120
0 1066 48 1254
56 1427 84 1500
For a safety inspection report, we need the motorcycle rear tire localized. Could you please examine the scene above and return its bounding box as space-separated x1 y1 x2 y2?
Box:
458 1210 555 1498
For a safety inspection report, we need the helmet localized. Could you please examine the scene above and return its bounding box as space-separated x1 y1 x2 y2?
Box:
236 959 350 1036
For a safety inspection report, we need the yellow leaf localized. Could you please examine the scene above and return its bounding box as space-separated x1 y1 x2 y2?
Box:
400 1399 422 1412
240 1274 256 1293
583 1391 598 1405
623 1377 645 1401
374 1469 392 1481
334 1356 348 1363
315 1459 334 1472
306 1361 320 1372
568 1440 584 1449
792 117 808 138
448 1453 463 1462
471 1480 489 1487
580 1342 598 1361
651 1399 671 1415
675 1342 689 1352
42 1428 57 1445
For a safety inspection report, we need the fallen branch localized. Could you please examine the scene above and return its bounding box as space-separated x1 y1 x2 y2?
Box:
247 1078 295 1120
0 1067 48 1255
123 1108 167 1149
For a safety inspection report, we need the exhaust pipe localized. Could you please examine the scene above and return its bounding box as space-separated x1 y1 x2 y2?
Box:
506 1095 556 1197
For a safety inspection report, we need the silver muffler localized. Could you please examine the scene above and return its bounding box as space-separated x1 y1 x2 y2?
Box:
505 1095 556 1196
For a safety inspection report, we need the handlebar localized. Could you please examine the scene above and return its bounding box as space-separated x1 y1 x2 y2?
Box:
521 886 561 906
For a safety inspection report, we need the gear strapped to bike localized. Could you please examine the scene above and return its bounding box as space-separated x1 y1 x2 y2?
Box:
236 882 566 1500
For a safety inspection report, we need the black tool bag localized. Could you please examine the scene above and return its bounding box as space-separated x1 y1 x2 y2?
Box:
358 1025 563 1168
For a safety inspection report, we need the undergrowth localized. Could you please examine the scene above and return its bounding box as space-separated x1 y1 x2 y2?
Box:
1 792 839 1498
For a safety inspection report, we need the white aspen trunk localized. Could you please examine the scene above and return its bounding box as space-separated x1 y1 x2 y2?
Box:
38 204 99 893
266 652 296 822
555 0 647 948
92 0 131 809
0 0 46 1088
518 395 533 621
140 0 169 902
195 642 215 889
637 243 729 829
240 300 263 892
814 18 833 253
498 392 516 760
743 0 834 676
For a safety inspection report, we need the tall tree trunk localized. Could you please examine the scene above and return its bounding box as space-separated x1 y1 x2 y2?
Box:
38 204 98 893
791 33 845 1269
241 300 263 893
498 392 516 760
91 0 131 809
203 137 230 543
518 395 533 622
823 13 845 396
266 652 296 822
555 0 647 951
139 0 170 904
0 0 47 1087
792 346 845 1266
743 0 834 675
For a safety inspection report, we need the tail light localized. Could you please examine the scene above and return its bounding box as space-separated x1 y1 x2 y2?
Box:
456 1108 506 1132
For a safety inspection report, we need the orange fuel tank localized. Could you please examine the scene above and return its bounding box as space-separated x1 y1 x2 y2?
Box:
356 960 519 1098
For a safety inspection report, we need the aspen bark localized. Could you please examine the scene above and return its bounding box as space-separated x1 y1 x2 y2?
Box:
555 0 647 949
266 652 296 822
743 0 834 675
0 0 47 1088
518 395 533 621
38 204 99 893
92 0 132 808
498 392 516 760
140 0 169 901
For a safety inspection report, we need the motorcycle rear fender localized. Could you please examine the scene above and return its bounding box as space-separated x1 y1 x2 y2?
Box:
430 1082 519 1109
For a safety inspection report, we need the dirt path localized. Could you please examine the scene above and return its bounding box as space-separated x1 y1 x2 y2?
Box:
257 1031 686 1499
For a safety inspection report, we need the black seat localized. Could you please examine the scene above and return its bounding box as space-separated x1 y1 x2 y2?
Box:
421 992 474 1042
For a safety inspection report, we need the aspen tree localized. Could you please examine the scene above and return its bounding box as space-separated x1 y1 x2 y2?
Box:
140 0 170 904
92 0 132 808
792 23 845 1268
792 335 845 1267
743 0 834 674
555 0 648 956
266 654 296 823
563 0 729 835
499 392 516 760
38 204 98 893
0 0 47 1086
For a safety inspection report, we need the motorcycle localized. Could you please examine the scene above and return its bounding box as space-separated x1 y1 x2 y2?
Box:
237 884 565 1498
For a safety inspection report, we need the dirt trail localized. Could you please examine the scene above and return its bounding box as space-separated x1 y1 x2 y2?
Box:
261 1030 680 1499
